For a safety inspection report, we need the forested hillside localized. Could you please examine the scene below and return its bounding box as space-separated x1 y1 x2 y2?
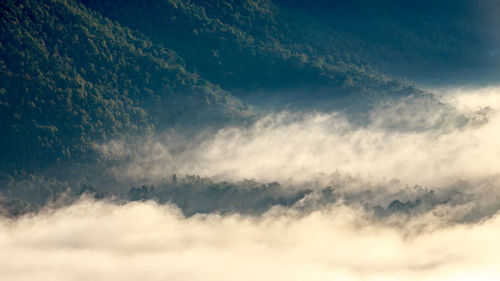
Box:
80 0 411 97
279 0 499 83
0 0 251 173
1 2 500 279
1 0 498 216
1 0 431 174
82 0 500 89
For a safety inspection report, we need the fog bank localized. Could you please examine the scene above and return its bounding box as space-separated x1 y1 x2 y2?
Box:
1 200 499 281
99 87 500 187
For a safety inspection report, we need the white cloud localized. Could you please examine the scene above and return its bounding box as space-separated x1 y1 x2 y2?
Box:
3 87 500 281
1 200 499 281
101 87 500 188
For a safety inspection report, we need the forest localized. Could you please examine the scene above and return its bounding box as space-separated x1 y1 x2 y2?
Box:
1 0 498 217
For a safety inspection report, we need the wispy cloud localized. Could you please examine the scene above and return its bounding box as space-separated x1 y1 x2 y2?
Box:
98 87 499 188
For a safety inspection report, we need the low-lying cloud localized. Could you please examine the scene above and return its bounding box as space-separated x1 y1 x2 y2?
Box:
98 87 500 188
2 87 500 280
1 200 500 281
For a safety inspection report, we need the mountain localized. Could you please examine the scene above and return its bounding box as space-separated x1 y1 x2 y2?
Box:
81 0 500 90
0 0 252 172
79 0 414 97
0 0 497 202
277 0 500 85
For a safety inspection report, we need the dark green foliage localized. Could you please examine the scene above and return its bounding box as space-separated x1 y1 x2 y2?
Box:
0 0 251 172
276 0 499 84
79 0 499 93
0 199 36 217
0 173 312 217
0 173 496 223
0 173 71 206
1 0 497 213
386 199 422 214
79 0 405 96
127 176 312 216
5 0 489 173
129 185 155 201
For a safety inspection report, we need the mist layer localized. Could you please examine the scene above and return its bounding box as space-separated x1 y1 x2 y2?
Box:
100 87 500 187
1 200 499 281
